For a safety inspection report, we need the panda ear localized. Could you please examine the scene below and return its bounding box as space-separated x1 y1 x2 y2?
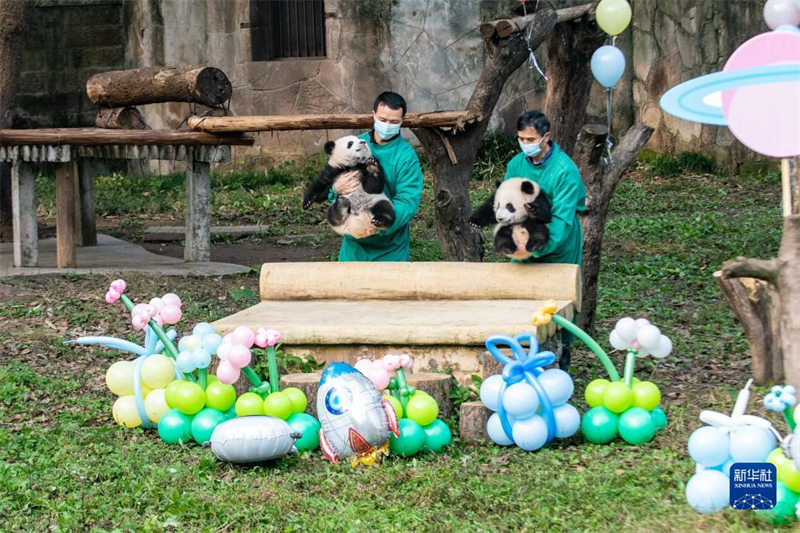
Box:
324 141 336 155
520 180 535 195
494 179 502 189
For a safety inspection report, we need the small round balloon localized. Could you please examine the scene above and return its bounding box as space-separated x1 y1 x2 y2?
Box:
172 382 206 416
512 414 549 451
263 391 293 420
596 0 632 36
190 408 227 445
487 413 514 446
144 388 170 423
631 381 661 411
763 0 800 30
106 361 134 396
501 382 540 419
537 369 573 407
158 408 193 444
283 387 308 414
140 354 175 389
650 406 668 431
591 45 626 89
235 392 264 417
383 394 403 419
585 379 610 408
390 418 426 456
422 419 452 453
405 391 439 427
479 375 505 411
204 381 237 412
581 406 619 444
688 426 730 467
685 470 730 514
618 407 656 444
165 379 184 408
602 381 633 413
552 403 581 439
287 412 321 451
728 426 777 463
112 395 142 428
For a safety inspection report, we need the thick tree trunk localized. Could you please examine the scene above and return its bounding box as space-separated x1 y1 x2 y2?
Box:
0 0 26 242
86 67 232 107
720 216 800 390
94 107 148 130
576 124 653 334
413 3 558 261
542 10 605 158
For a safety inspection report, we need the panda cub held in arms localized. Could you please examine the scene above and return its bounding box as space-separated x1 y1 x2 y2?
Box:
469 177 552 260
302 135 395 237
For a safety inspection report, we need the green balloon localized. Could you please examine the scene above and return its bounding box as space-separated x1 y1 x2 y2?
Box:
389 418 426 456
422 419 452 453
405 391 439 427
158 408 193 445
263 391 293 420
585 378 610 408
618 407 656 445
581 406 619 444
173 381 206 415
631 381 661 411
164 380 184 409
602 382 633 414
205 381 236 412
757 482 799 525
287 412 321 451
190 407 227 445
224 406 238 420
283 387 308 414
235 392 264 416
650 406 667 431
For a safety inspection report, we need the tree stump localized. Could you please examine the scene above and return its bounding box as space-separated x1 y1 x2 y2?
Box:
86 66 232 107
95 107 148 129
406 372 452 419
479 351 504 378
459 401 490 444
280 373 322 416
714 272 783 383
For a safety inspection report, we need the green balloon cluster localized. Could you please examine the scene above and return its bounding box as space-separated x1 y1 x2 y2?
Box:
581 378 667 445
387 391 452 456
756 482 798 525
159 378 238 445
287 412 321 451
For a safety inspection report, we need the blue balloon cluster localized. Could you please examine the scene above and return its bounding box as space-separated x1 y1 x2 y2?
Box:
479 334 580 451
176 322 223 373
685 422 777 514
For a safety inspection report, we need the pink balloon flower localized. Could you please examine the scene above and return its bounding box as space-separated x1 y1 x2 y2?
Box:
109 279 126 294
161 293 182 308
231 326 255 348
216 360 241 384
105 289 120 304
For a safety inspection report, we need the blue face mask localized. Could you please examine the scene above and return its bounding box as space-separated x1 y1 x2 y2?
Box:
374 120 401 140
519 139 542 158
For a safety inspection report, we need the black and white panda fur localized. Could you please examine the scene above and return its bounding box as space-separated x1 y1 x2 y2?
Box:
469 177 552 260
302 135 395 236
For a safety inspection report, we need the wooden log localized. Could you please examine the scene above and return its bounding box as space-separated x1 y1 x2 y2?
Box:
86 67 232 107
54 162 76 268
280 373 322 416
94 107 148 130
459 401 490 444
187 111 483 133
184 159 211 262
714 272 783 383
479 3 592 40
0 128 254 146
405 372 453 419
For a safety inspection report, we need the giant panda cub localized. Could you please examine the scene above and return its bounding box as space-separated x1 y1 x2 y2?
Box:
302 135 395 237
469 177 552 260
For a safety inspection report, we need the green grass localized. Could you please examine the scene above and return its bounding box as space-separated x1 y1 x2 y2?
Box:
0 147 789 531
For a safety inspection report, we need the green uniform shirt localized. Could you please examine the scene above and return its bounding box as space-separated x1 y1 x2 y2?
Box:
337 131 424 261
503 142 586 265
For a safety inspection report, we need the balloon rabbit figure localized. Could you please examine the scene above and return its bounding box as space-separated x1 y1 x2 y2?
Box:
479 333 580 451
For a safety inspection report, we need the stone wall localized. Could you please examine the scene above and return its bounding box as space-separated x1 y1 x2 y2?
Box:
11 0 777 166
14 0 127 128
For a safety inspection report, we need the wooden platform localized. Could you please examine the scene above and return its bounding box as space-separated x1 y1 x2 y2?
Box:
213 262 581 383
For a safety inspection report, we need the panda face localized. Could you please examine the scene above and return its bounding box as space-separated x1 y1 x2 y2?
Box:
494 178 541 224
325 135 371 168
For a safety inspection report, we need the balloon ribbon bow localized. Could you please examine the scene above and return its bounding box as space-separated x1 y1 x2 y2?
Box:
485 332 558 444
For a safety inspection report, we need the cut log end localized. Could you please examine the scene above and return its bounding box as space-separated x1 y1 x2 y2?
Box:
458 401 491 444
94 107 147 130
194 67 233 106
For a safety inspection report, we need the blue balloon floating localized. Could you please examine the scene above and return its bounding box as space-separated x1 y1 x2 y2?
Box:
479 333 578 451
591 45 626 89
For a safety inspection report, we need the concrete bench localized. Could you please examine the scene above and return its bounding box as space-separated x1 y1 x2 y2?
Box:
212 262 581 384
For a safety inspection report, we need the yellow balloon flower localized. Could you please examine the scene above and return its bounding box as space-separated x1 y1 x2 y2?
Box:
140 354 175 389
112 395 143 428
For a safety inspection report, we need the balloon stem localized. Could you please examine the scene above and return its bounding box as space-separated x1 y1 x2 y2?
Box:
549 314 621 381
623 349 637 387
198 369 207 390
242 365 263 388
267 346 280 394
784 406 796 431
395 368 410 415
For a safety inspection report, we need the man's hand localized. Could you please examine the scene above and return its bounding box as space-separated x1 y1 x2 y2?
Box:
333 171 362 195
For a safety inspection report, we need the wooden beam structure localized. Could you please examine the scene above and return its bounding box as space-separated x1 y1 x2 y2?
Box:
186 111 483 133
0 128 254 147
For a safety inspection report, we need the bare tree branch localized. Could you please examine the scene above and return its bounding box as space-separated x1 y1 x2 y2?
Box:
721 256 783 286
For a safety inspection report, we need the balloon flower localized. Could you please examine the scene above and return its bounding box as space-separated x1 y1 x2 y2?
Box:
355 354 452 456
479 331 579 451
684 380 781 516
217 326 320 451
531 304 670 445
759 385 800 524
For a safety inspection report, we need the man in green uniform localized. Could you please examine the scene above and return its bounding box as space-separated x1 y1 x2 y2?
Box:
504 110 586 265
504 110 586 369
330 92 424 261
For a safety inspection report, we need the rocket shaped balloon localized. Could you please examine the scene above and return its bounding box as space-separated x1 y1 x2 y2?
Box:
317 363 399 466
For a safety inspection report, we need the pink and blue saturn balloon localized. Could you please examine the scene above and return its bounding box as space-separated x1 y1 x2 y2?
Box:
660 27 800 158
